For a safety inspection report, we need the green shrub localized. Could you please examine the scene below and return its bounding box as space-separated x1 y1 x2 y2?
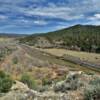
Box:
84 85 100 100
20 73 37 90
84 78 100 100
12 57 18 64
54 73 83 93
38 85 49 92
0 71 13 93
42 78 52 86
53 82 67 92
54 79 81 93
86 72 94 75
89 78 100 85
0 53 4 61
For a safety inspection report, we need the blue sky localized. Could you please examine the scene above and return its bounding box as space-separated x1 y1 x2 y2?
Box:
0 0 100 34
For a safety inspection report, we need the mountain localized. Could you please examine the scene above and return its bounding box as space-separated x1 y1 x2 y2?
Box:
0 33 28 38
19 24 100 53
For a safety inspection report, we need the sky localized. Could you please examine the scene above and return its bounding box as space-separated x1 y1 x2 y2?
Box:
0 0 100 34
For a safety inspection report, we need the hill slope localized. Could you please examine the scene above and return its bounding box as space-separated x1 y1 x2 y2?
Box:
20 25 100 53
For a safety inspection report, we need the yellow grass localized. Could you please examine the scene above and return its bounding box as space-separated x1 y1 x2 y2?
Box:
40 48 100 65
0 38 12 42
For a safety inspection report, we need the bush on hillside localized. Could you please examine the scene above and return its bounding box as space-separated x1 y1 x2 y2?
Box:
54 73 83 92
12 57 18 64
84 78 100 100
84 85 100 100
0 71 13 93
89 78 100 85
42 78 52 86
20 73 37 90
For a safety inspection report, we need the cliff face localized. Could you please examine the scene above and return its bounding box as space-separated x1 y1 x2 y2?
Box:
0 71 100 100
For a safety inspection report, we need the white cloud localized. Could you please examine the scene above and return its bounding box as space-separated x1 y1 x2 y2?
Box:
0 0 99 22
0 15 7 20
0 0 100 30
94 14 100 19
85 20 100 25
88 13 100 21
33 20 48 25
55 25 68 30
23 4 84 21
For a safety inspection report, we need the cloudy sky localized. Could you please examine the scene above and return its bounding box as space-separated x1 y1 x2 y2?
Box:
0 0 100 34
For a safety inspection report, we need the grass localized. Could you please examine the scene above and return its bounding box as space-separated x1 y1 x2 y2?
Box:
40 48 100 65
20 73 37 90
38 48 100 73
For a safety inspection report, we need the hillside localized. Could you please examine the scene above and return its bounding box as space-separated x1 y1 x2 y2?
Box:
0 71 100 100
20 25 100 53
0 36 100 100
0 38 99 82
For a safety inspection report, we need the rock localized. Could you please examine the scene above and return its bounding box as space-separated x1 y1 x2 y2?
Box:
11 81 29 91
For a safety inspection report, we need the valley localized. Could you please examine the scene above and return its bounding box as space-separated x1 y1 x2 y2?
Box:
40 48 100 65
0 37 99 81
0 0 100 99
0 25 100 100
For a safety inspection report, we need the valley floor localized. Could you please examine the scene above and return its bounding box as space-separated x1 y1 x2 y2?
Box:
39 48 100 65
0 38 100 100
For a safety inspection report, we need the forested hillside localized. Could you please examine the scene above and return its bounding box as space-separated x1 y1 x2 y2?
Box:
20 25 100 53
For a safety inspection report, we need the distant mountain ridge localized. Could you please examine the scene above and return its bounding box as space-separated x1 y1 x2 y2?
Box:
0 33 28 38
19 24 100 53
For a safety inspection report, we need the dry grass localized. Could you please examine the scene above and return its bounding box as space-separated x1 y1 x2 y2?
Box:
0 43 70 82
40 48 100 65
0 38 11 42
0 39 99 85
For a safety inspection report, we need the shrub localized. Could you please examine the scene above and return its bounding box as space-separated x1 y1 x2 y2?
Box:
20 73 37 90
38 85 49 92
84 85 100 100
42 78 52 86
12 57 18 64
89 78 100 85
86 72 94 75
84 78 100 100
0 71 13 93
54 79 81 93
54 73 83 93
0 53 4 61
53 81 67 92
